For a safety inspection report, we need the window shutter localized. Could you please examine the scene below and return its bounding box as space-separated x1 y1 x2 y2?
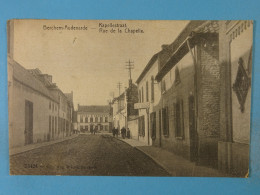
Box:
173 103 177 137
166 107 169 136
181 99 184 138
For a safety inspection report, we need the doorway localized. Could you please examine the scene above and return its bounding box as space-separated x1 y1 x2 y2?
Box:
189 95 198 162
25 100 33 145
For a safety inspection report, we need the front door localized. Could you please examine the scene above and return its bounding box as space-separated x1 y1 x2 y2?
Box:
189 95 198 162
25 100 33 145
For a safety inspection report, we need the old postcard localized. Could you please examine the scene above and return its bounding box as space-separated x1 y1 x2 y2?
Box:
8 20 253 177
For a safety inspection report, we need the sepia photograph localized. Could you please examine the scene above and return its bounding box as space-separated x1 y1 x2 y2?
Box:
7 20 253 177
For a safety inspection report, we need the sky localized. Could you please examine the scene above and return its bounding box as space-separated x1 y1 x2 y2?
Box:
12 20 189 107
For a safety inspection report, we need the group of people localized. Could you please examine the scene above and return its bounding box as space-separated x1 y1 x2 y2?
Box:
90 126 98 135
112 127 130 139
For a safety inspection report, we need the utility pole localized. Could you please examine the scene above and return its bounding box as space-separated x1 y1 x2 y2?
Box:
117 82 122 96
125 59 134 80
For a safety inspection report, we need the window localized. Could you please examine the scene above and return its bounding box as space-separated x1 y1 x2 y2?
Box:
141 87 144 102
105 117 108 122
49 115 51 135
55 116 57 133
150 112 156 139
161 80 166 93
90 117 93 122
139 90 141 103
146 81 149 102
174 100 184 138
105 125 108 131
151 76 155 102
174 67 181 85
100 117 103 123
80 115 83 123
95 117 98 122
52 116 54 137
138 116 145 137
100 125 103 130
85 117 88 123
162 107 169 136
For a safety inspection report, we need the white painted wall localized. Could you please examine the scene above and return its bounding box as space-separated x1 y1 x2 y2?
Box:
230 21 253 144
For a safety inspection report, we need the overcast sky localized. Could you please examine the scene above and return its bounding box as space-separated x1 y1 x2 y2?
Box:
13 20 189 108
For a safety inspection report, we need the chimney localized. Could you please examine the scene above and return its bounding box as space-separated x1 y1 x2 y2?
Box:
47 75 52 83
161 44 169 50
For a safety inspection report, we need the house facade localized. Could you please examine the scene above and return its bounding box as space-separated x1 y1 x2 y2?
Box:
112 92 126 132
218 20 253 176
135 53 161 145
76 105 112 132
112 80 139 136
8 58 75 148
142 21 221 168
8 20 75 149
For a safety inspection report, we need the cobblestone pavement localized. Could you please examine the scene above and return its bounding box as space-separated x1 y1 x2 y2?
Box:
10 134 170 176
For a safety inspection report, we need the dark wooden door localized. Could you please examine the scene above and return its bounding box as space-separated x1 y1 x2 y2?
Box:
189 95 198 162
25 100 33 145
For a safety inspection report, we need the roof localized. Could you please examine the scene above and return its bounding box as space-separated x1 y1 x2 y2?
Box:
136 53 159 84
28 69 56 88
11 59 59 102
78 105 110 113
112 83 138 103
155 21 219 81
65 92 73 103
135 21 209 84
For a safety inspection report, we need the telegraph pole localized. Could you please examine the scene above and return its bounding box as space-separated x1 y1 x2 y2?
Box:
125 59 134 80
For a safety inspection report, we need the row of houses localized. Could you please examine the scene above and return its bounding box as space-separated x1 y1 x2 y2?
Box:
8 57 75 148
8 20 77 149
112 20 253 177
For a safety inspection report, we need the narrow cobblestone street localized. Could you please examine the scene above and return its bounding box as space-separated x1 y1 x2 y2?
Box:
10 134 169 176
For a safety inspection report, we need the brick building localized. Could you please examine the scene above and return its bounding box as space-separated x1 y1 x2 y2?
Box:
76 105 112 132
218 20 253 176
138 21 221 167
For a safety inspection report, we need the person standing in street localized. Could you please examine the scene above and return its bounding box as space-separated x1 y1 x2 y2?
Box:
115 128 119 138
94 126 97 135
121 127 126 139
127 128 130 139
112 127 116 137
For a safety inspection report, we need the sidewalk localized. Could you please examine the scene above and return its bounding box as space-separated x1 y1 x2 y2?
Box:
117 137 231 177
116 137 148 147
10 134 79 156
